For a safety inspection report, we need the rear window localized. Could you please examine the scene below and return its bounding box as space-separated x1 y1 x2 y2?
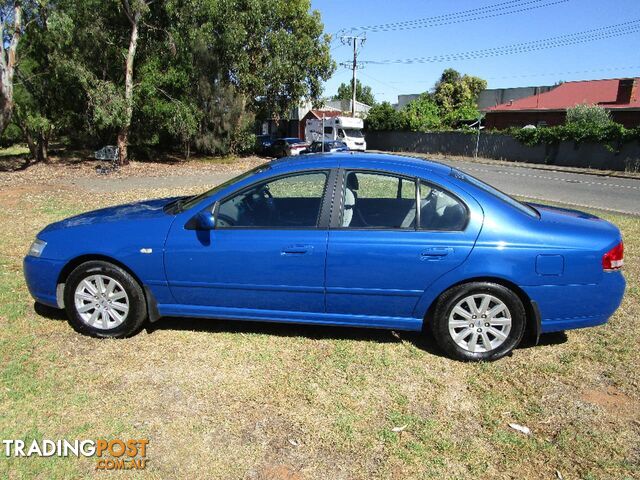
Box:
286 138 303 144
452 169 539 218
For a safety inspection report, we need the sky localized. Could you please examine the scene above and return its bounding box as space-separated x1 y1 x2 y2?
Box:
310 0 640 104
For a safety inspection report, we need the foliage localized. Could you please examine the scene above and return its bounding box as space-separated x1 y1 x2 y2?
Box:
433 68 486 127
402 94 441 131
510 103 639 151
334 79 376 107
509 122 640 152
194 80 255 156
365 102 405 131
566 103 612 129
365 68 485 132
0 123 22 147
6 0 334 161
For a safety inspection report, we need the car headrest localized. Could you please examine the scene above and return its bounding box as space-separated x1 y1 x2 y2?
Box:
346 173 359 191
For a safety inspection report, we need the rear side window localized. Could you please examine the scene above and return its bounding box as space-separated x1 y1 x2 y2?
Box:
453 169 538 218
419 181 468 231
217 171 328 228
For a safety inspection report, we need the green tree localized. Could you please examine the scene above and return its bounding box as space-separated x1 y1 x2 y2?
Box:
402 94 441 131
433 68 486 127
365 101 404 131
0 1 32 135
10 0 334 162
334 79 376 107
12 2 85 162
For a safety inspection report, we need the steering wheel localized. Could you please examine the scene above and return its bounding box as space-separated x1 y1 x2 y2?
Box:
216 213 236 227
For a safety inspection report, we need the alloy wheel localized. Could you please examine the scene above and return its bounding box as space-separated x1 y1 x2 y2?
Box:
448 293 512 353
74 274 130 330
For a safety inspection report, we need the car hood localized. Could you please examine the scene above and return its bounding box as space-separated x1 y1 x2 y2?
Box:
42 197 180 232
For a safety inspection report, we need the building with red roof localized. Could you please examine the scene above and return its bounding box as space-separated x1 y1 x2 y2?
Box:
484 78 640 130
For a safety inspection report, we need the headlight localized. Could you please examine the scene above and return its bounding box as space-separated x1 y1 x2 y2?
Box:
28 239 47 257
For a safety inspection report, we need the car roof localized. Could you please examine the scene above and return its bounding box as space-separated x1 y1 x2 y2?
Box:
269 152 452 176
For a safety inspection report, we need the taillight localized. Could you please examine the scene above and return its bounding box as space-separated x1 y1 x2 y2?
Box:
602 241 624 271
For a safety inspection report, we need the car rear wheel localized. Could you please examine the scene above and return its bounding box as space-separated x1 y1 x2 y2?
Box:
432 282 526 361
63 261 147 338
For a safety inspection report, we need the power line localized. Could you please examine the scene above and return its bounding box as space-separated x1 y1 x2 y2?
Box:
358 20 640 65
343 0 570 34
378 65 640 85
486 65 640 80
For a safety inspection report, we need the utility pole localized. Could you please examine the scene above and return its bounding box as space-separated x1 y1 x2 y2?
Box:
340 34 366 117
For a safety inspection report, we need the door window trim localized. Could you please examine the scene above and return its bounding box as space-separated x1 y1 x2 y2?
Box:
210 168 336 230
330 168 470 232
332 169 419 231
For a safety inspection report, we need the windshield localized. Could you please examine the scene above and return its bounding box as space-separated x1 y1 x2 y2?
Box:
452 169 539 218
164 164 270 214
341 128 363 138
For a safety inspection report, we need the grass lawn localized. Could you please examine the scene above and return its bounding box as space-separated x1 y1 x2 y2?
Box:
0 162 638 479
0 144 29 157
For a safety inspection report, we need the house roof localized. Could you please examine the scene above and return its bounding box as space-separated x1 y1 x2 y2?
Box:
485 78 640 112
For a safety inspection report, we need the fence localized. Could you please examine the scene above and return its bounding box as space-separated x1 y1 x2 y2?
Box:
365 131 640 172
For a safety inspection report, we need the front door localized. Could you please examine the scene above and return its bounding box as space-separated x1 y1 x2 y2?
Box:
164 170 331 314
325 171 481 324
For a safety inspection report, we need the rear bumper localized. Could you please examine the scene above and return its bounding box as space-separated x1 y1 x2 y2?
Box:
23 256 65 308
522 272 626 333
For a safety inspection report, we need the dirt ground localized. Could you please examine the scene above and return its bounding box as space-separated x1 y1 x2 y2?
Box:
0 156 638 479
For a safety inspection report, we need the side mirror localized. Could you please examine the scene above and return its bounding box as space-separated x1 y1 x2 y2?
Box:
196 211 216 230
186 210 216 230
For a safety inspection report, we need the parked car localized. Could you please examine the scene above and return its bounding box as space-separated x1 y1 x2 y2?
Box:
255 134 274 155
24 153 625 361
302 140 349 154
268 137 309 158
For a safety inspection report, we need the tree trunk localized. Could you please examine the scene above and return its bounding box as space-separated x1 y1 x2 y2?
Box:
0 1 23 135
117 4 140 166
37 133 49 163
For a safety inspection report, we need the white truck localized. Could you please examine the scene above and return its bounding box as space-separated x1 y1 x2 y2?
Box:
304 116 366 151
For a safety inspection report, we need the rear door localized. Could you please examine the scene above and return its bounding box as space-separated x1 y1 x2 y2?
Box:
325 170 482 323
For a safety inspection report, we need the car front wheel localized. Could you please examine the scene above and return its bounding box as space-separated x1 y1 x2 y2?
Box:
63 261 147 338
432 282 526 361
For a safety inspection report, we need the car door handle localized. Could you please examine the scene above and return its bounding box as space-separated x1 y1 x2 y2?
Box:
281 244 313 256
421 247 453 260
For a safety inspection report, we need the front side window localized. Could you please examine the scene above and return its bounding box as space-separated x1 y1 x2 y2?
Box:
216 171 328 228
341 171 417 229
419 181 468 231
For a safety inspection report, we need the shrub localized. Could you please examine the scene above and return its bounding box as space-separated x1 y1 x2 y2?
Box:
566 103 612 129
365 102 405 131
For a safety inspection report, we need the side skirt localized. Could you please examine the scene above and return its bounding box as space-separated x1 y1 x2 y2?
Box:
156 304 423 331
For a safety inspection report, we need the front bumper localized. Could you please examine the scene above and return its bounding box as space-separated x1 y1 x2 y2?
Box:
23 256 66 308
523 271 626 333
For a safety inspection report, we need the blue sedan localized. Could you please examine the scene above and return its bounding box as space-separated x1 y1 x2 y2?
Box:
24 153 625 361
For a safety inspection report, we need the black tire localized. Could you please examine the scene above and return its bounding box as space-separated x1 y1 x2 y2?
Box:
432 282 526 362
63 261 147 338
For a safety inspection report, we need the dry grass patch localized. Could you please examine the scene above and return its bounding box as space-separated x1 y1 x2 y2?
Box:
0 162 638 479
